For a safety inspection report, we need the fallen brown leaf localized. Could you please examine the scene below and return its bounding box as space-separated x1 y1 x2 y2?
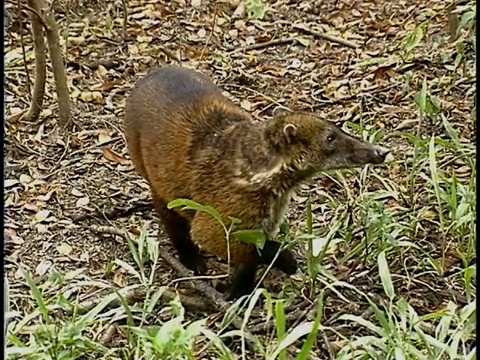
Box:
103 148 131 166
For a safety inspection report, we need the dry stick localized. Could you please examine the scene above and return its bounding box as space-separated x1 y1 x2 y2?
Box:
63 0 70 57
292 24 360 49
233 37 298 53
25 0 47 122
42 0 72 130
446 0 464 42
76 286 210 314
320 330 335 360
196 0 219 69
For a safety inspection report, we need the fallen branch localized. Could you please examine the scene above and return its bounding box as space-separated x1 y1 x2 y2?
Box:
311 83 397 106
85 58 123 70
83 225 130 244
233 37 298 53
292 24 360 49
121 0 128 38
77 286 211 314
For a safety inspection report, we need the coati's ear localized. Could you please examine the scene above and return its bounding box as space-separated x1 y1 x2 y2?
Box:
283 123 297 143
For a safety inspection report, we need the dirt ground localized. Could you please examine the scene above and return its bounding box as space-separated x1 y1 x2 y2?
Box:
4 0 475 357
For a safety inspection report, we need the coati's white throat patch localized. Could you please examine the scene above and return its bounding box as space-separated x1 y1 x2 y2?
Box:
250 160 286 184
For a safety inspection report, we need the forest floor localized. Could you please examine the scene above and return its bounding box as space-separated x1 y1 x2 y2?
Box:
4 0 476 358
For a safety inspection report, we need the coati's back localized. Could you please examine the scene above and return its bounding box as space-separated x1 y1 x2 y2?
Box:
124 65 249 198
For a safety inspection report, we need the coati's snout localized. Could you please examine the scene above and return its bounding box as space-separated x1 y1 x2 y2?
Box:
340 133 390 167
266 112 390 171
316 123 390 170
362 144 390 164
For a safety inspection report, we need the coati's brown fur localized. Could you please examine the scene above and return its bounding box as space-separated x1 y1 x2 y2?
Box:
124 65 389 299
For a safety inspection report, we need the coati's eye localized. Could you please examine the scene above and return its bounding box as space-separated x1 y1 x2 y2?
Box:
327 134 335 143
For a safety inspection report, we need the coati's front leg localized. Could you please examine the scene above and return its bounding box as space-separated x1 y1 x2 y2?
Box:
226 262 258 300
151 191 207 275
260 240 298 275
189 213 297 300
227 241 298 300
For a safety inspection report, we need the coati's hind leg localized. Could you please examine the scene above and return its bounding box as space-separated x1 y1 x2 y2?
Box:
225 242 297 300
151 191 207 274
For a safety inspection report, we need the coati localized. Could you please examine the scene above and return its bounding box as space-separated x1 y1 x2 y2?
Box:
124 65 389 300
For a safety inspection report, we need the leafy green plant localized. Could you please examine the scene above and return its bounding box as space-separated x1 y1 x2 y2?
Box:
302 199 345 290
6 238 234 360
126 297 207 359
245 0 267 20
7 268 113 359
336 251 476 360
403 25 424 55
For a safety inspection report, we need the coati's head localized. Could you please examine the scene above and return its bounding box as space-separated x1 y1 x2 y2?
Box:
264 111 389 173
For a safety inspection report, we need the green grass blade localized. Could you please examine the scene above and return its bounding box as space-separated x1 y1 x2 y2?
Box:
274 300 286 360
21 268 50 324
297 294 325 360
377 251 395 301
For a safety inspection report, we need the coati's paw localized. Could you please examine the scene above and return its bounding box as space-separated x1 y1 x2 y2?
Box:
225 285 253 301
179 253 207 275
275 249 298 275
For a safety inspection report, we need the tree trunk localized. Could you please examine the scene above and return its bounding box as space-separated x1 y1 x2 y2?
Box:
25 0 47 122
43 4 72 130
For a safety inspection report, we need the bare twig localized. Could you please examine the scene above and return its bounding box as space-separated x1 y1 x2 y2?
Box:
233 37 298 53
292 24 361 49
320 329 336 360
196 0 219 68
64 0 70 55
25 0 47 122
76 286 210 314
85 58 123 70
311 83 398 106
83 225 127 242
